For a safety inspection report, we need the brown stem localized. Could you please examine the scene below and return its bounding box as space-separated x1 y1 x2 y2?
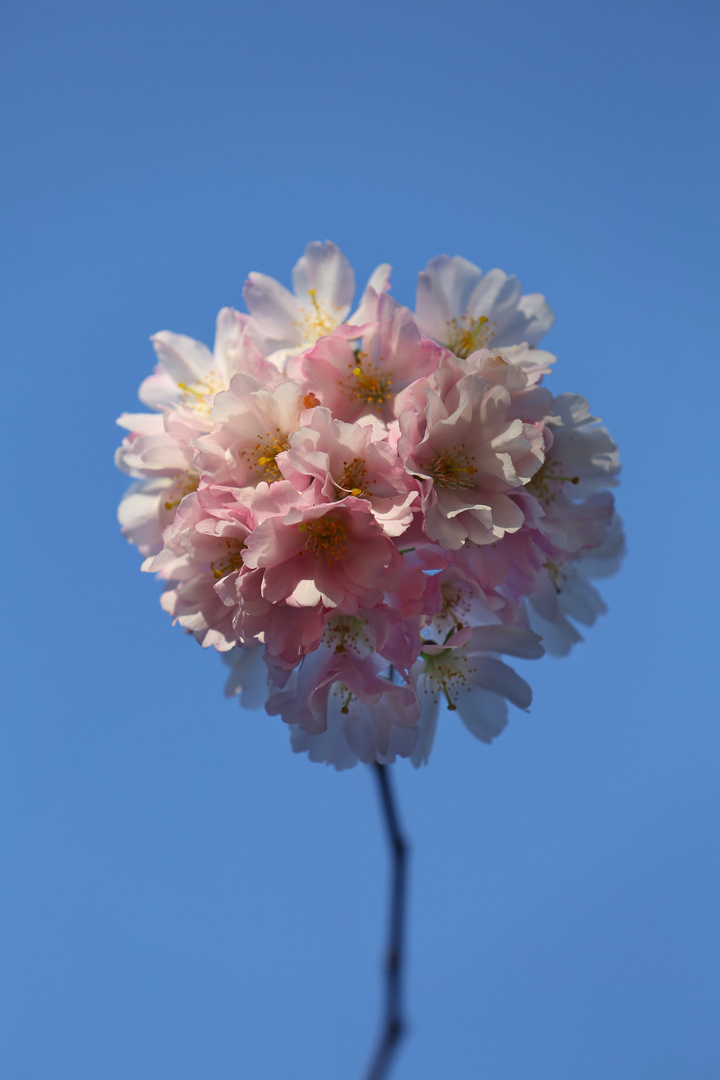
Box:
364 763 409 1080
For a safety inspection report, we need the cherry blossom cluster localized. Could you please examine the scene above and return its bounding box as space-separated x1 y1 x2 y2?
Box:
116 242 622 768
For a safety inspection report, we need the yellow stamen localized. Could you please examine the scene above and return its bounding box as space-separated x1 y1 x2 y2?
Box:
210 539 245 580
346 350 392 409
436 583 471 634
335 457 369 500
176 371 225 415
420 648 477 709
445 314 495 358
163 471 200 511
428 449 476 489
240 431 289 483
296 288 340 344
299 516 349 562
322 614 371 656
527 461 580 505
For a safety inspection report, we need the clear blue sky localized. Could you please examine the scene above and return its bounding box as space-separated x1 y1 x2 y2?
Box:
2 1 719 1077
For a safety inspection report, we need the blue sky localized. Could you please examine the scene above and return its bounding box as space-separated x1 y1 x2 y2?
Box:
2 1 719 1077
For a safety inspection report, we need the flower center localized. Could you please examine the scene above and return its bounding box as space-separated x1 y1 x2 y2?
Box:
445 314 495 358
437 584 471 632
346 351 392 408
428 449 476 489
527 460 579 505
323 614 371 655
176 371 226 415
211 539 245 580
297 288 341 344
420 649 476 711
336 457 368 499
256 441 288 481
299 516 349 562
545 558 569 593
163 471 200 511
243 431 289 483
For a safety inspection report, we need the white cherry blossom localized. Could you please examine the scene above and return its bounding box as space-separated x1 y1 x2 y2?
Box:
416 254 554 353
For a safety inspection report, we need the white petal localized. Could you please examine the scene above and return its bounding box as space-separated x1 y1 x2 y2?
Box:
514 293 555 343
243 272 302 343
222 646 268 710
151 331 215 385
467 268 521 323
472 657 533 710
457 686 509 743
291 240 355 313
410 695 439 767
349 263 392 324
213 307 247 374
116 412 164 435
139 369 180 409
288 579 325 607
469 625 545 659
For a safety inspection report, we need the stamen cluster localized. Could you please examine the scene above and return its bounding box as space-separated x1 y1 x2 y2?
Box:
116 242 623 768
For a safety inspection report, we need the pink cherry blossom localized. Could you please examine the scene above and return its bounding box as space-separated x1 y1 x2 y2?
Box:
143 484 253 651
277 406 419 536
116 241 623 768
399 353 546 549
194 375 309 489
297 298 442 425
241 490 402 613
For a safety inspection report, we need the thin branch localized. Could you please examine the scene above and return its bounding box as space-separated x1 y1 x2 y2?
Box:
364 763 409 1080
